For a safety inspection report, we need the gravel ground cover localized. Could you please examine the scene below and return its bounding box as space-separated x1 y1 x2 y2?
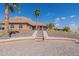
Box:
0 30 35 40
47 31 79 39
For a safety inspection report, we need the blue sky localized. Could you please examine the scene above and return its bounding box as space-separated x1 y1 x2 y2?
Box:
0 3 79 28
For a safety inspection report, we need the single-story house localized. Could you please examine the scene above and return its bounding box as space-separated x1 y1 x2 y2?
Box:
0 16 47 31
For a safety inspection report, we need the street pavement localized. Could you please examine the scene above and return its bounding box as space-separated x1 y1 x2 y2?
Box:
0 40 79 56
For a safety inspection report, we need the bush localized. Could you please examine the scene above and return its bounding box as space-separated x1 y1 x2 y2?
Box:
46 23 55 31
63 26 70 32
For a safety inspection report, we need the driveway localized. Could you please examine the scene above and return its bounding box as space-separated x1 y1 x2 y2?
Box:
0 40 79 56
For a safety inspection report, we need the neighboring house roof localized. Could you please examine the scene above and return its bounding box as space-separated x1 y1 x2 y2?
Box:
0 16 46 26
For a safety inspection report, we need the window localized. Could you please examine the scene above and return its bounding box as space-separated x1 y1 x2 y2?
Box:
19 24 23 28
0 27 4 30
26 24 28 27
29 26 31 29
10 24 14 28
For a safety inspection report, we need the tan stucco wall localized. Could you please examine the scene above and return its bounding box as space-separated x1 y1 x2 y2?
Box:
9 24 32 31
0 23 46 31
9 24 19 31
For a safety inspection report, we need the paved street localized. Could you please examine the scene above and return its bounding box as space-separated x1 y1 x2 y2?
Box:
0 40 79 56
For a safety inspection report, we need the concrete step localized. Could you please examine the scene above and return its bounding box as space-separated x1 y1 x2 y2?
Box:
37 35 43 37
37 34 43 35
35 38 43 40
37 35 43 36
36 31 44 40
36 37 43 39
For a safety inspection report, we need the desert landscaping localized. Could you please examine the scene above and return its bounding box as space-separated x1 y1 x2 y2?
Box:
0 30 79 56
0 3 79 56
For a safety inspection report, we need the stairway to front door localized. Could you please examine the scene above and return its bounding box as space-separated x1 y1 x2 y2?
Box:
35 30 44 41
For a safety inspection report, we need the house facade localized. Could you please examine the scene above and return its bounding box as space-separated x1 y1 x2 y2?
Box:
0 16 46 31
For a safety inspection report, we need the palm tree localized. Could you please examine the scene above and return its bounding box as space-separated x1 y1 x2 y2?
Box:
4 3 19 33
34 9 40 30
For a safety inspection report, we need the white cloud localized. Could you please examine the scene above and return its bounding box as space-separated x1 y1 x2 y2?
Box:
54 17 60 23
61 17 66 20
70 15 75 18
55 23 60 27
53 18 60 28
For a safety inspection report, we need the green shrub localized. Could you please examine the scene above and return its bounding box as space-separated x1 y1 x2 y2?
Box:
63 26 70 32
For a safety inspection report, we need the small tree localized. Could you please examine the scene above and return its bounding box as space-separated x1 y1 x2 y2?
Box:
63 26 70 32
48 23 53 30
46 23 56 31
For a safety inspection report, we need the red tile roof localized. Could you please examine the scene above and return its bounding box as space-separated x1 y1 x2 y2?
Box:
9 16 46 26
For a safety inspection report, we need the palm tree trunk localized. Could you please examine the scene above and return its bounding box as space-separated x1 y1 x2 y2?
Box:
4 3 9 33
36 16 38 30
